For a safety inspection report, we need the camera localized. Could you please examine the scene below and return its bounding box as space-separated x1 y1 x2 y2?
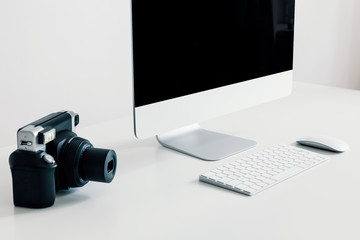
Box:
9 111 117 208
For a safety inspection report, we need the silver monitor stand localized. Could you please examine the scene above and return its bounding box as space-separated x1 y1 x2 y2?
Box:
156 124 257 161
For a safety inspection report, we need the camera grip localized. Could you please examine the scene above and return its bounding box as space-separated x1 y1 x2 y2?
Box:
9 150 57 208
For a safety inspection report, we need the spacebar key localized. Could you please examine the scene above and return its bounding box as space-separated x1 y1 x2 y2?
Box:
271 166 303 181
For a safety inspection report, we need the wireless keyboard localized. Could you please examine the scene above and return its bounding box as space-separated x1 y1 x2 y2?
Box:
199 144 329 195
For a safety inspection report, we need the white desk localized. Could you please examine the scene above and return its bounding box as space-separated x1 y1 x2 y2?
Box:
1 82 359 240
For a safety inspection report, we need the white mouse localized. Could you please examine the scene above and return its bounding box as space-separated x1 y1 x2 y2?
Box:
296 135 349 152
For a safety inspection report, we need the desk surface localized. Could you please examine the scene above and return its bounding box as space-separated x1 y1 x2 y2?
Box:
1 82 360 240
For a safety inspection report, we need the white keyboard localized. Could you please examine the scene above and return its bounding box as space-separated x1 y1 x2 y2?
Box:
199 144 329 195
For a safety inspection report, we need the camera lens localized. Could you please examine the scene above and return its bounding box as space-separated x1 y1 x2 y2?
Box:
59 137 117 189
81 148 116 183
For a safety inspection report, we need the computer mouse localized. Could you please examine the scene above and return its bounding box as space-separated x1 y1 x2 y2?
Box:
296 135 349 152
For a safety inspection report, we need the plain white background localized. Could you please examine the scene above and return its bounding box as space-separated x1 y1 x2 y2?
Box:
1 0 359 147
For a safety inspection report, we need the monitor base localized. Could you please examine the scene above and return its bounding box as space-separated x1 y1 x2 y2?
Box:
156 124 257 161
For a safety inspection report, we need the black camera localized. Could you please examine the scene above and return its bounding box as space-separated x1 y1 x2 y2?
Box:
9 111 117 208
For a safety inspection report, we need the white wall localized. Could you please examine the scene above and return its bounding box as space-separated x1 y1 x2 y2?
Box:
294 0 360 89
0 1 133 147
0 0 359 147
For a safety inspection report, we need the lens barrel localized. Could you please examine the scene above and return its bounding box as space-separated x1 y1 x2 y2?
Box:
81 148 116 183
59 137 117 189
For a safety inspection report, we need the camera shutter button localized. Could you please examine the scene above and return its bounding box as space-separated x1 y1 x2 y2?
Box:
42 154 55 164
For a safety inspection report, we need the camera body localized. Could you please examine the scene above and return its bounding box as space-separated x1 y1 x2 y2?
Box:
9 111 117 208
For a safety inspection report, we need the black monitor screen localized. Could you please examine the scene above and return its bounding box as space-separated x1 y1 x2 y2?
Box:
132 0 295 107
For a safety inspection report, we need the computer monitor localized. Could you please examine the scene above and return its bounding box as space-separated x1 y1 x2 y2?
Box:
132 0 295 160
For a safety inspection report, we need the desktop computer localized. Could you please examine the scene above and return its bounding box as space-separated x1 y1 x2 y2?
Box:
131 0 295 160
